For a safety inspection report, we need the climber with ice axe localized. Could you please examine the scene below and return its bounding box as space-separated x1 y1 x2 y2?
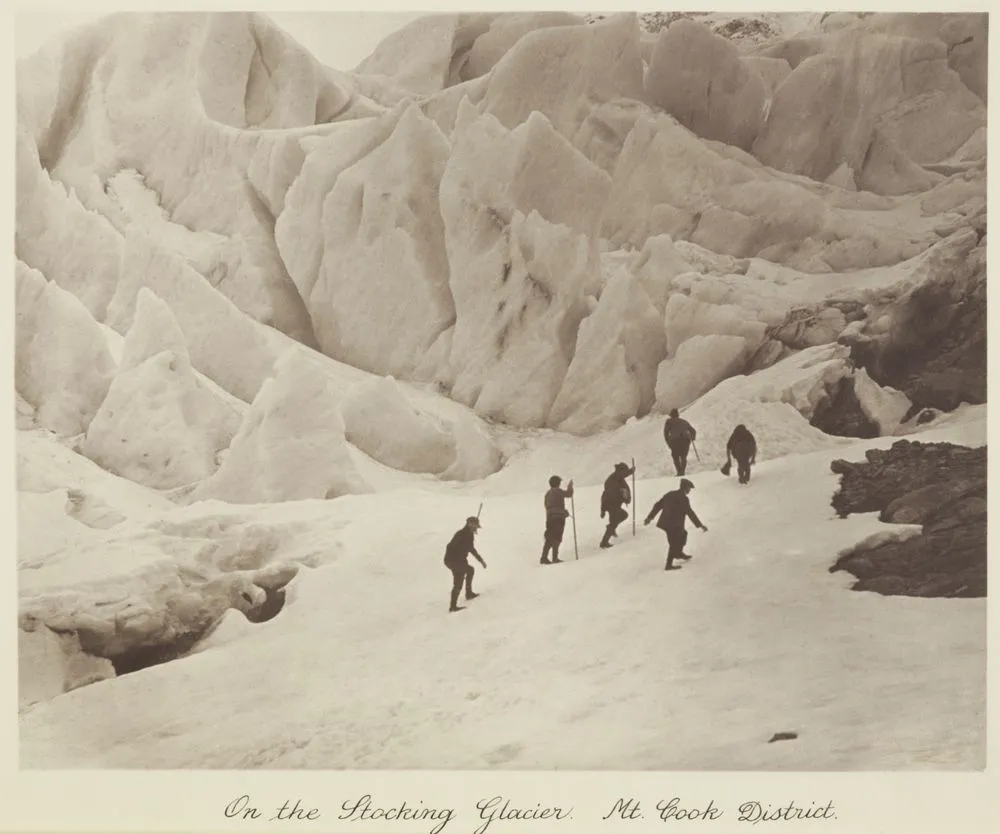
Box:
443 513 486 613
663 408 698 476
541 476 574 564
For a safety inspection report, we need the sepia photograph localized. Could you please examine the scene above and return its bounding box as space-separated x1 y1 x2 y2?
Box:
12 1 988 797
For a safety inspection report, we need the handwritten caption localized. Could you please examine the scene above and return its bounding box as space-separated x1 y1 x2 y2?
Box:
224 793 837 832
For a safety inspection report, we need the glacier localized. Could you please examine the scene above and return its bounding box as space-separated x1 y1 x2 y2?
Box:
14 10 986 774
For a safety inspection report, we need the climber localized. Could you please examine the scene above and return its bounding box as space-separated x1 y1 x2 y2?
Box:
724 424 758 485
663 408 697 476
443 516 487 613
644 478 708 571
599 462 634 549
542 475 574 564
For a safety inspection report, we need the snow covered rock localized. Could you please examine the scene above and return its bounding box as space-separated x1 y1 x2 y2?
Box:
15 261 116 437
191 351 371 504
644 19 768 152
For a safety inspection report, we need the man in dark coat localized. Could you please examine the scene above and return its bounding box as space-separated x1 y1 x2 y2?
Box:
443 516 487 612
542 475 574 564
725 424 758 485
663 408 697 476
599 462 634 549
644 478 707 570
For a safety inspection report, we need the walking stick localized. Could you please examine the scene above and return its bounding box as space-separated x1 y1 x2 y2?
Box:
631 457 636 537
692 441 701 463
476 502 483 519
570 493 579 560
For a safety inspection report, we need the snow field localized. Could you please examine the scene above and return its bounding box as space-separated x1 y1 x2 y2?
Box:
17 413 986 769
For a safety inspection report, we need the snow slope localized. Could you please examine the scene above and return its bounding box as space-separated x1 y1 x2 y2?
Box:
18 412 985 769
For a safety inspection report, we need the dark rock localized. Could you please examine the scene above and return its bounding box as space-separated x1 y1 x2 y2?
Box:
883 480 983 525
769 306 847 351
810 376 880 439
829 440 986 598
861 574 911 596
744 338 790 373
768 731 799 743
859 235 985 412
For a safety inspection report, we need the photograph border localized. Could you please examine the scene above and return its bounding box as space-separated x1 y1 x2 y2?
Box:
3 0 996 831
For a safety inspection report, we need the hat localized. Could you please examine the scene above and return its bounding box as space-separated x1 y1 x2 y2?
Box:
549 475 561 487
466 516 481 528
615 462 629 472
680 478 694 491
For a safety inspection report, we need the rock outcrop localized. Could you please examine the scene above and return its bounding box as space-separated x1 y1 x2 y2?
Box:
849 232 986 412
829 441 985 597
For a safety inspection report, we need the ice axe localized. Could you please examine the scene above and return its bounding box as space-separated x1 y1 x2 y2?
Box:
692 441 701 463
570 492 579 561
631 457 636 537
